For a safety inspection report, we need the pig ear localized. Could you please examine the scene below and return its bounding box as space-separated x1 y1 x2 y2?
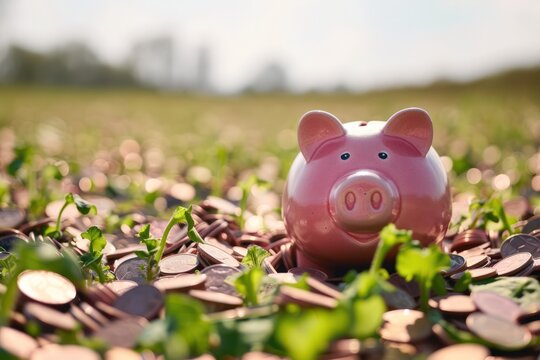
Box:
383 108 433 157
298 110 346 161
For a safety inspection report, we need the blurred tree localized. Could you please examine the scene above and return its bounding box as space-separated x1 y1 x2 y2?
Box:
244 62 288 93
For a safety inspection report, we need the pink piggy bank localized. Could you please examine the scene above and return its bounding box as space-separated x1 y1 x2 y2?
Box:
282 108 451 274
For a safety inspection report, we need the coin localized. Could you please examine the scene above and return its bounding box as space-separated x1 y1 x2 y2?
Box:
93 318 146 348
17 270 76 306
288 267 328 282
466 312 531 349
471 291 522 322
501 233 540 259
159 253 199 275
188 289 243 309
278 285 337 309
112 284 163 319
0 326 39 359
106 280 138 295
427 343 489 360
154 274 207 293
464 255 489 269
428 294 476 315
380 309 432 343
105 244 146 262
0 208 26 229
23 302 78 331
522 215 540 234
306 277 342 300
0 233 28 252
492 252 533 276
105 347 143 360
201 264 241 295
30 344 101 360
451 267 497 281
114 257 148 285
441 254 466 276
198 243 240 267
450 229 488 252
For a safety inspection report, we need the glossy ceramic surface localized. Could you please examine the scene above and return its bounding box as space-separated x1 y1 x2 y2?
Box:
282 108 452 274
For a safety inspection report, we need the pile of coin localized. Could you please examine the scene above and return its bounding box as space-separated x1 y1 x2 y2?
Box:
0 201 539 359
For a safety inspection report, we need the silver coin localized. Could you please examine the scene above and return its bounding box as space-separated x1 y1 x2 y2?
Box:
501 233 540 259
201 264 241 296
114 257 148 285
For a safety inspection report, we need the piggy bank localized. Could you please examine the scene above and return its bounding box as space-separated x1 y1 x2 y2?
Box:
282 108 451 274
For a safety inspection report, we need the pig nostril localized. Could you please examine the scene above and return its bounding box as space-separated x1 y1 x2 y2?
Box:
345 191 356 210
370 191 382 210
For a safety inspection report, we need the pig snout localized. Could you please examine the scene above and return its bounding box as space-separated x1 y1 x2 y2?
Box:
329 170 400 233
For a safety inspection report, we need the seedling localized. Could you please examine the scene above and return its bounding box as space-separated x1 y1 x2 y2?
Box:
468 196 515 234
80 226 114 283
46 193 97 239
136 205 204 282
232 245 270 306
236 174 268 229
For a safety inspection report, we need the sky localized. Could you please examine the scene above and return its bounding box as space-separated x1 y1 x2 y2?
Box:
1 0 540 92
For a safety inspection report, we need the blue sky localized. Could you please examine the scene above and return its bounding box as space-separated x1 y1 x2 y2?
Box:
1 0 540 92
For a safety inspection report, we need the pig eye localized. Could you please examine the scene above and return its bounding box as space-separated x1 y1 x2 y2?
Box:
378 151 388 160
340 152 351 160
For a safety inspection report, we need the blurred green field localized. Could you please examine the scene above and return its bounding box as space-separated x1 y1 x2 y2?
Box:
0 66 539 201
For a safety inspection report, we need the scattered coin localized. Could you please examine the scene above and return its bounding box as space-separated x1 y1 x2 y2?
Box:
159 253 199 275
0 326 39 359
201 264 241 295
30 344 101 360
466 312 531 349
112 284 164 319
492 252 533 276
288 267 328 282
450 229 488 252
501 233 540 259
154 274 207 293
429 294 476 315
114 257 148 285
198 243 240 267
93 318 146 348
380 309 432 343
17 270 76 306
23 302 78 331
0 233 29 252
427 343 489 360
451 267 497 281
106 280 138 295
464 255 489 269
279 285 337 309
105 347 143 360
0 208 26 229
522 215 540 234
441 254 466 276
471 291 522 322
188 289 243 310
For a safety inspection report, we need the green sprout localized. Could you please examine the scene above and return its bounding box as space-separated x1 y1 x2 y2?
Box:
468 196 515 235
135 224 160 283
80 226 114 284
236 174 268 229
46 193 97 239
232 245 271 306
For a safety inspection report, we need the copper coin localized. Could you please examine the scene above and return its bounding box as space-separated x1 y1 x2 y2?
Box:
30 344 101 360
428 294 476 315
188 289 243 308
159 253 199 275
106 244 146 262
427 343 489 360
232 246 248 258
0 208 26 229
451 267 497 281
471 291 522 322
279 286 337 309
24 302 78 331
380 309 432 343
201 264 241 295
501 233 540 259
486 248 501 259
105 347 142 360
93 318 146 348
466 312 531 349
198 243 240 267
288 267 328 282
112 284 163 319
106 280 138 295
450 229 488 252
306 277 342 300
154 274 207 293
114 257 148 285
465 255 489 269
522 215 540 234
441 254 466 276
492 252 533 276
17 270 76 306
0 326 39 359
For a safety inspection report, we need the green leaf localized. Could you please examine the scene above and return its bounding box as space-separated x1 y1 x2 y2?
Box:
453 272 472 292
137 224 152 241
370 224 412 275
348 295 386 339
72 194 97 215
241 245 271 270
234 267 264 306
81 226 106 255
